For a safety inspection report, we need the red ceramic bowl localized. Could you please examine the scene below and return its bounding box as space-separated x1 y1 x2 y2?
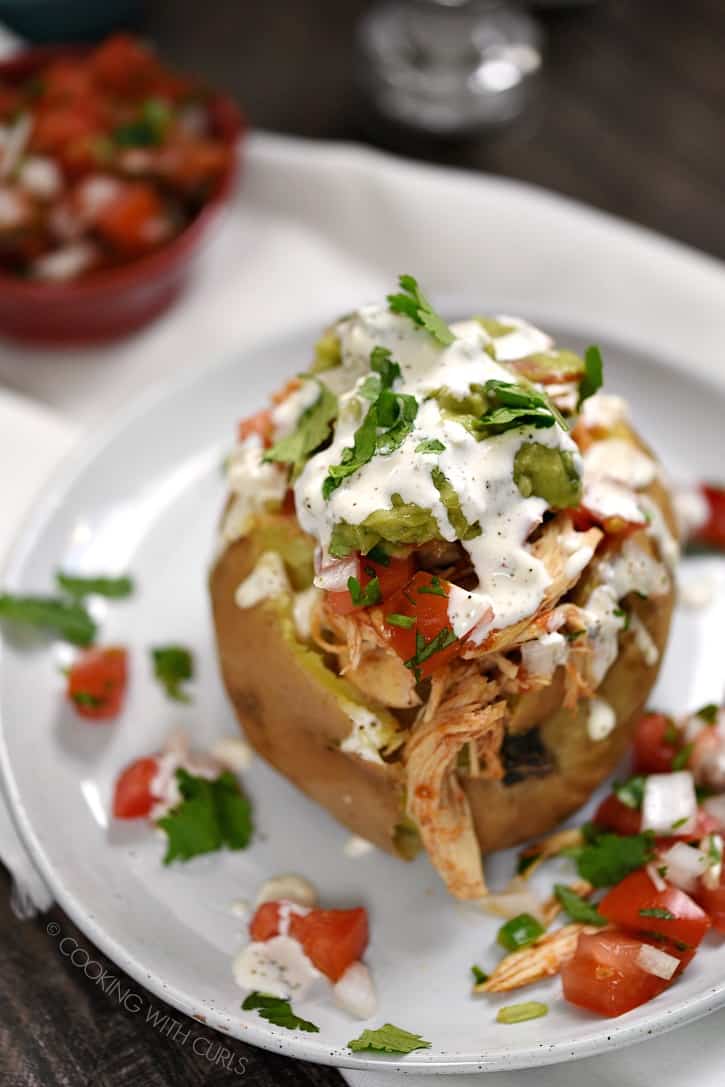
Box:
0 46 244 345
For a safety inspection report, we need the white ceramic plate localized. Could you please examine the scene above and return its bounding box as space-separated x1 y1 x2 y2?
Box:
1 321 725 1075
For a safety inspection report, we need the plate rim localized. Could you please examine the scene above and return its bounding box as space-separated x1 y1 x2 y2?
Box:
2 326 725 1073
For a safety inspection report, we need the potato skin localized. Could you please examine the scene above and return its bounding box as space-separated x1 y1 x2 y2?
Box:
210 533 406 854
210 450 676 861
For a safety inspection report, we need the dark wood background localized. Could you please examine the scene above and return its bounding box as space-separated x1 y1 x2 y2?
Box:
3 1 725 1084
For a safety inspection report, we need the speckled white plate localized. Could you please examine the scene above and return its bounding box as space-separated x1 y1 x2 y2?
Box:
1 320 725 1074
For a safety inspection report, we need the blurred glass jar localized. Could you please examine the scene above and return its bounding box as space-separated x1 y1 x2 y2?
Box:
357 0 543 136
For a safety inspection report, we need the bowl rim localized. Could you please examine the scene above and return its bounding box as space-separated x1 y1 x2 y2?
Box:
0 42 244 299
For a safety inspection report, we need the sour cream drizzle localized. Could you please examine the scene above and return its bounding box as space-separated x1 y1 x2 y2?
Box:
294 306 581 642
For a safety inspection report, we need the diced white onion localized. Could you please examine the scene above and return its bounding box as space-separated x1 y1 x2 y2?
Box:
254 875 318 909
32 242 97 281
314 555 358 591
211 736 253 772
702 833 723 891
479 883 545 923
641 771 697 835
658 842 708 893
18 155 62 200
636 943 679 981
333 961 377 1019
645 863 667 893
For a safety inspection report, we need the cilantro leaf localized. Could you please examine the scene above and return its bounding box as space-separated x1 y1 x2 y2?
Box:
385 612 415 629
348 575 381 607
113 98 172 147
672 743 693 771
242 992 319 1033
613 775 646 810
158 769 253 863
387 274 454 346
265 379 338 480
152 645 193 702
347 1023 431 1054
416 438 446 454
0 593 96 646
578 345 604 407
554 883 606 926
56 572 134 599
477 379 567 436
471 964 488 985
697 703 719 724
322 349 418 499
639 907 675 920
572 831 655 888
405 627 457 680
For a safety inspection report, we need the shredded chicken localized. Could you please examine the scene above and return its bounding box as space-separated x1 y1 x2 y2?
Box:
517 827 585 880
311 598 420 708
475 923 598 993
404 667 505 899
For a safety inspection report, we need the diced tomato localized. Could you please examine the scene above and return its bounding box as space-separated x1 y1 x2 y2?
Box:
31 105 103 159
41 60 96 106
281 489 296 516
289 907 368 982
94 183 164 253
561 929 674 1017
326 552 415 616
67 647 128 720
90 34 160 97
695 485 725 552
571 503 640 537
237 408 274 447
599 868 711 953
249 901 281 942
157 140 232 192
382 570 461 679
112 756 158 819
695 868 725 932
247 901 369 981
593 793 642 837
632 713 680 774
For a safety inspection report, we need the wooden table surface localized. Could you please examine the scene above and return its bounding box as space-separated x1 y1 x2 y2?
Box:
3 1 725 1084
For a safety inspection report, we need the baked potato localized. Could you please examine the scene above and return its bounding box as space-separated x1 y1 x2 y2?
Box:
210 279 678 899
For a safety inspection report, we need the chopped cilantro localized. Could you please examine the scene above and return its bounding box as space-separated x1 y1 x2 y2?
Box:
322 348 417 499
387 274 454 346
158 769 253 864
671 816 689 830
71 691 103 708
476 379 567 437
639 907 675 920
671 743 693 771
151 645 193 702
613 775 646 810
367 543 391 566
554 884 606 926
385 613 415 629
404 627 457 681
264 379 338 480
497 913 545 952
496 1002 548 1024
664 720 679 746
56 572 134 599
242 992 318 1033
416 438 446 454
113 97 171 146
417 575 447 598
347 575 381 607
572 830 655 887
697 703 719 724
347 1023 431 1054
578 345 604 407
471 964 489 985
0 593 96 646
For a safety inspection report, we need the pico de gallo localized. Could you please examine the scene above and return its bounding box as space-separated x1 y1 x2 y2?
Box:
0 34 237 280
476 702 725 1019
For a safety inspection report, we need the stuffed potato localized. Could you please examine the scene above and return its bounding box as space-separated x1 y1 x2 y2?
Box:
210 277 677 900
